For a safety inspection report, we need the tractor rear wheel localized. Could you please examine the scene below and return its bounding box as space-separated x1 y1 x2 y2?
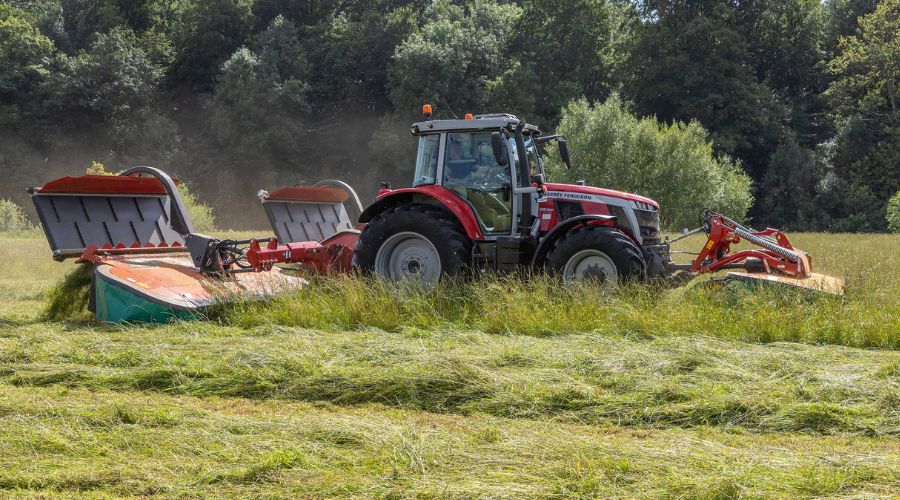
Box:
353 204 471 282
546 225 646 288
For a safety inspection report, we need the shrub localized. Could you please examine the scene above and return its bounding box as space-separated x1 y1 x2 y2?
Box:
545 95 753 230
887 191 900 233
178 183 217 233
85 160 112 175
0 199 33 233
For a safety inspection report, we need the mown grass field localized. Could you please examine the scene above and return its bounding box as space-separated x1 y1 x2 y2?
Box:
0 232 898 497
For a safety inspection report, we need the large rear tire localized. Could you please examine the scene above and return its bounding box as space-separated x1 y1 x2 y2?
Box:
353 204 471 282
546 225 646 288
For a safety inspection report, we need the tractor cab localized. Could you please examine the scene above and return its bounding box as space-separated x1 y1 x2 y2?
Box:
409 113 545 237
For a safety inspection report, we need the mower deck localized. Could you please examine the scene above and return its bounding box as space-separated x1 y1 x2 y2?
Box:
90 250 305 322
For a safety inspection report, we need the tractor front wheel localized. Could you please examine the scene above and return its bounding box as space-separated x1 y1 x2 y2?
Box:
547 226 646 288
353 204 471 282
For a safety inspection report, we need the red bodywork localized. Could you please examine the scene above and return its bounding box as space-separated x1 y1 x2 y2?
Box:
543 183 659 208
33 174 179 195
370 185 486 240
691 214 810 277
540 183 651 241
369 183 652 242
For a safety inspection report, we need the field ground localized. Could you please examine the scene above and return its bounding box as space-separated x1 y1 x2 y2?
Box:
0 233 897 497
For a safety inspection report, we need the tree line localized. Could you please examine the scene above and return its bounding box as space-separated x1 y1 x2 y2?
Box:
1 0 896 230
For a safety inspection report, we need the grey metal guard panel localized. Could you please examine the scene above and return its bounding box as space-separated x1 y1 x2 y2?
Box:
32 193 186 260
263 200 353 243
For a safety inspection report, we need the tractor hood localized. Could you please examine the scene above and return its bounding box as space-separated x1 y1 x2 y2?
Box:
544 183 660 209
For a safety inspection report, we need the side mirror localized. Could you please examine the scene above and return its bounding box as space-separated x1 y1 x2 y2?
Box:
491 132 508 165
558 139 571 169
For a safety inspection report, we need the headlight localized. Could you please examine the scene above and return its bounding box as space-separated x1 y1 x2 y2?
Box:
631 200 657 212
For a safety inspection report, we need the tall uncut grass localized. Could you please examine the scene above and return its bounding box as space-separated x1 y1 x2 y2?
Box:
217 272 897 349
215 231 899 348
32 231 900 349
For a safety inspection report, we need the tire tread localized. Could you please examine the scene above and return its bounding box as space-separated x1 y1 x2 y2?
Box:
546 225 646 283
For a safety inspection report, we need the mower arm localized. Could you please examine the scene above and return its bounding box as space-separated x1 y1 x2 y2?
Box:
690 211 810 278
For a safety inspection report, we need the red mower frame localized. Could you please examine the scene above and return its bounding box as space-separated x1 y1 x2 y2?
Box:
689 212 812 279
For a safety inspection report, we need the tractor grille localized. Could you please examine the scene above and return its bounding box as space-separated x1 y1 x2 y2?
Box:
607 205 633 235
635 208 660 244
555 200 584 221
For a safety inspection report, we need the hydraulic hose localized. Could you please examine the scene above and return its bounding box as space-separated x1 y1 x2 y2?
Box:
731 226 801 262
714 212 801 262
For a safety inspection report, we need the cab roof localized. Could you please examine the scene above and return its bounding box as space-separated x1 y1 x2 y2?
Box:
411 113 542 136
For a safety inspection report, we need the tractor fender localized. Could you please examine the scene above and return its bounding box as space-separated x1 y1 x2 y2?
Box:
358 187 485 241
530 215 618 269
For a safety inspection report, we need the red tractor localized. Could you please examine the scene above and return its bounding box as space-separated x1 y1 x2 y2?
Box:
350 108 665 286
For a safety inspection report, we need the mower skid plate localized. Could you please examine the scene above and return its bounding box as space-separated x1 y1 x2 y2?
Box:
725 271 844 295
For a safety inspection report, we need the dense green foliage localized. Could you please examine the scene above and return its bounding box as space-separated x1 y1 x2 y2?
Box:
822 0 900 231
178 183 217 232
547 97 752 229
389 1 521 114
0 0 896 230
888 191 900 232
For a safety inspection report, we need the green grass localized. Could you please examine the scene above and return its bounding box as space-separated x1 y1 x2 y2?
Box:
0 385 896 497
3 322 898 436
0 233 898 497
212 231 900 348
217 271 897 348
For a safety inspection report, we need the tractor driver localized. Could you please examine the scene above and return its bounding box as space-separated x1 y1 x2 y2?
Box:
446 138 477 186
475 142 509 187
448 139 465 161
446 136 512 233
446 162 478 186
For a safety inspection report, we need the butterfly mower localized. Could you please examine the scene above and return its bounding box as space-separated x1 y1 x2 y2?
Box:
29 111 843 322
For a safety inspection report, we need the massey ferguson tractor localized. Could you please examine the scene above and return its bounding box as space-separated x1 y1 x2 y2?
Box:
351 107 663 286
29 106 842 322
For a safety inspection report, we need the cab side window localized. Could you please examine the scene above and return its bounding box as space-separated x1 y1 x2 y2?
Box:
443 132 512 234
443 133 477 187
443 133 510 188
413 134 440 186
